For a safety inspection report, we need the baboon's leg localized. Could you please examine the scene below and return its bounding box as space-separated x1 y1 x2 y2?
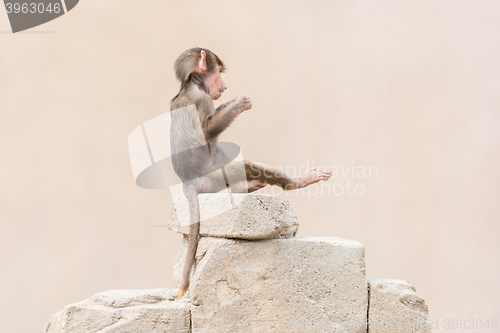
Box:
214 159 331 190
210 160 297 190
198 159 331 193
243 160 297 189
177 183 200 300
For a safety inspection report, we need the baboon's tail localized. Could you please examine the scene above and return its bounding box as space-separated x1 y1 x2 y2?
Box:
176 189 200 300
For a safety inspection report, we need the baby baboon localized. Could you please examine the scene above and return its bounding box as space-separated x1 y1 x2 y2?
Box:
170 47 331 299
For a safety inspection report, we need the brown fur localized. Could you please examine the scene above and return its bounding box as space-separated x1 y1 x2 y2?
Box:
170 48 331 300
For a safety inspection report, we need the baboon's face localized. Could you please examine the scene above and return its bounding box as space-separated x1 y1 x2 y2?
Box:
204 66 227 100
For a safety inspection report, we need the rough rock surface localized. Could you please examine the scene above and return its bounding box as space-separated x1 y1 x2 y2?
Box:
368 277 431 333
168 193 298 239
174 236 368 333
44 288 190 333
46 194 433 333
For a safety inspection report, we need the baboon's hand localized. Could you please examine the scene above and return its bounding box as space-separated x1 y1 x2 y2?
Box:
234 93 252 112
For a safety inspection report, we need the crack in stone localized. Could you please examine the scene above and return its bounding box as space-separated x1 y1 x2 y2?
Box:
255 197 270 213
366 281 370 333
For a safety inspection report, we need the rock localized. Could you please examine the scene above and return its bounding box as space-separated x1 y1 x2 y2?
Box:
174 236 368 333
44 288 191 333
367 277 431 332
168 193 298 240
45 193 433 333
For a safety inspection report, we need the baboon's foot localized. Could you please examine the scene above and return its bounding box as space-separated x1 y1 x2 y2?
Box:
294 168 332 189
176 287 187 301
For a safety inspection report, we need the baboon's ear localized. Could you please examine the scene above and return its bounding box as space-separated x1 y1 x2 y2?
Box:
198 50 207 72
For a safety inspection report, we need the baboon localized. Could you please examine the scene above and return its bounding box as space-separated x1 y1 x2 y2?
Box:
170 47 331 300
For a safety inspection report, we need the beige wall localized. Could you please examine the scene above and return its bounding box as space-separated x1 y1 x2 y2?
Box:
1 1 499 332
